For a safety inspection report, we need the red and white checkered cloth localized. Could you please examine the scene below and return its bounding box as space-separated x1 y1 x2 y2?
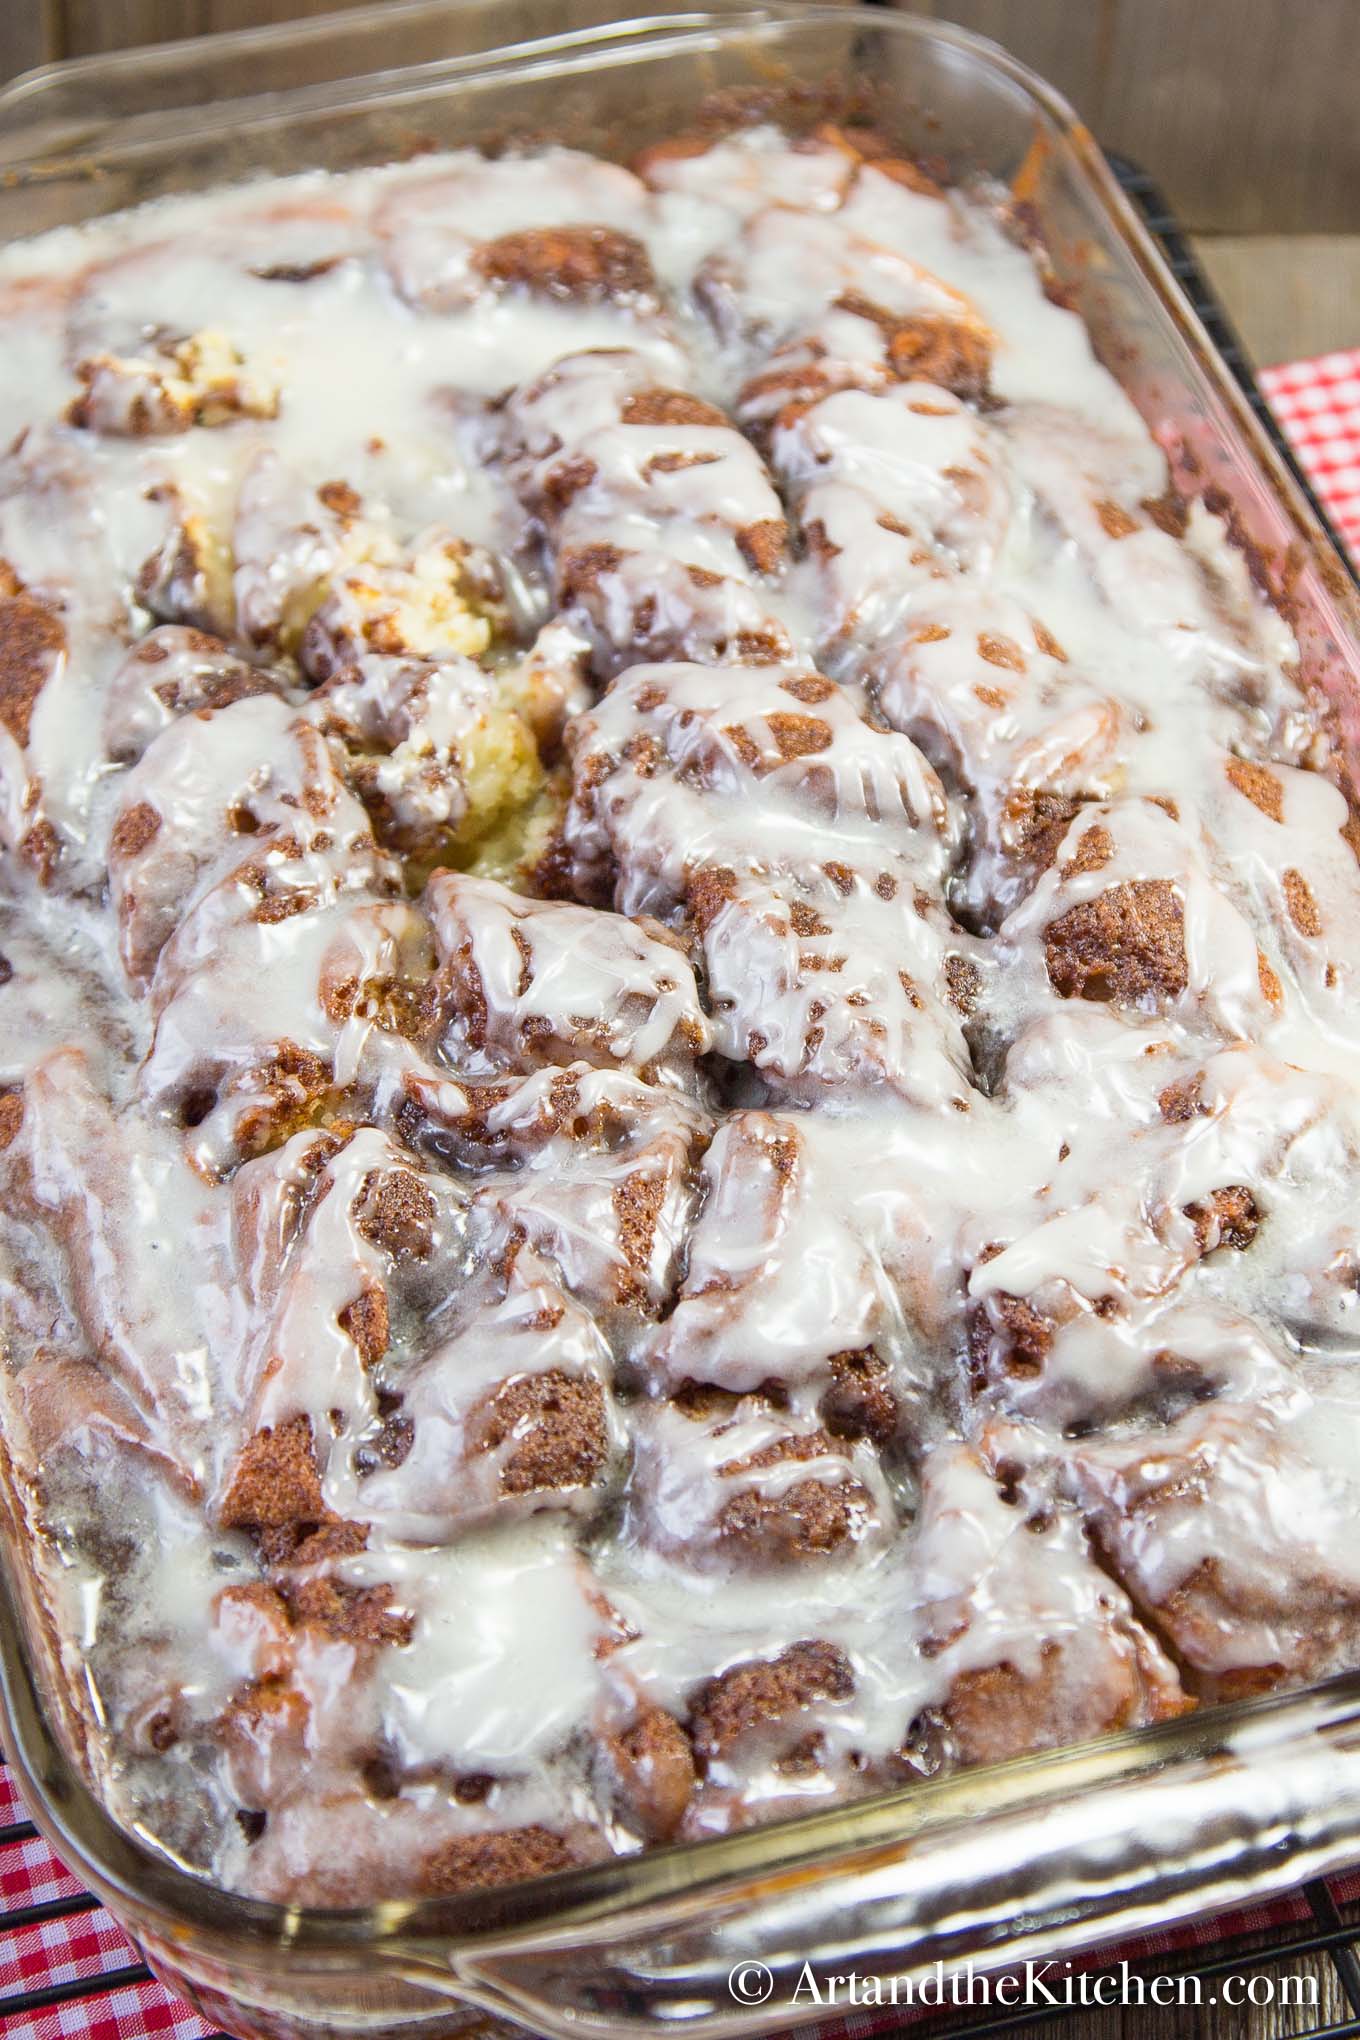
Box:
0 1765 216 2040
2 353 1359 2040
1260 345 1360 562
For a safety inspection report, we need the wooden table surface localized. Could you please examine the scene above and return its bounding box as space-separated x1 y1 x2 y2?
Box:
1192 234 1360 368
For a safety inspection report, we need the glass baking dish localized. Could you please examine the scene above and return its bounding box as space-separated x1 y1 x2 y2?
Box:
4 5 1360 2035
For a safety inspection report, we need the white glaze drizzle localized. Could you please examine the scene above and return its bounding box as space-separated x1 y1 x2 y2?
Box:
0 121 1357 1900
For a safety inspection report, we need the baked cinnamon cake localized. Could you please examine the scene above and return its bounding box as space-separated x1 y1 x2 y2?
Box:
2 119 1359 1905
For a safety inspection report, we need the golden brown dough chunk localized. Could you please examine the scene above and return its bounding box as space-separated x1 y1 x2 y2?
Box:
12 1349 200 1501
886 315 991 399
1044 880 1188 1004
352 1166 438 1262
279 1576 413 1648
469 1371 609 1496
929 1640 1191 1769
903 1442 1193 1774
472 226 656 305
1067 1395 1360 1702
715 1432 877 1564
338 1282 390 1369
1282 867 1322 937
230 1042 336 1165
424 871 710 1075
1153 1558 1360 1701
1183 1185 1260 1256
626 1388 891 1570
969 1289 1054 1387
0 1088 24 1151
1225 754 1284 823
818 1348 899 1446
218 1678 309 1807
602 1707 697 1841
688 1640 854 1764
217 1414 329 1534
620 387 728 429
805 121 944 195
418 1825 577 1893
0 592 65 748
555 543 791 673
104 625 275 763
220 1575 411 1651
1158 1072 1206 1124
999 790 1088 885
829 297 992 403
216 1413 369 1566
69 330 278 435
354 1244 617 1536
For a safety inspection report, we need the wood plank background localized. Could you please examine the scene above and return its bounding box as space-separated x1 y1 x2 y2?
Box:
2 0 1359 235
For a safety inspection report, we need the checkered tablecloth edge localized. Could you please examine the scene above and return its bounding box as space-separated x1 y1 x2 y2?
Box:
1259 345 1360 561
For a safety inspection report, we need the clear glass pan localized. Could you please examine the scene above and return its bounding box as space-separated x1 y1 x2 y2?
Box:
3 6 1360 2035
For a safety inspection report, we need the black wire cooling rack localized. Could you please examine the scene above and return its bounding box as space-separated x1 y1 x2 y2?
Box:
2 153 1359 2040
